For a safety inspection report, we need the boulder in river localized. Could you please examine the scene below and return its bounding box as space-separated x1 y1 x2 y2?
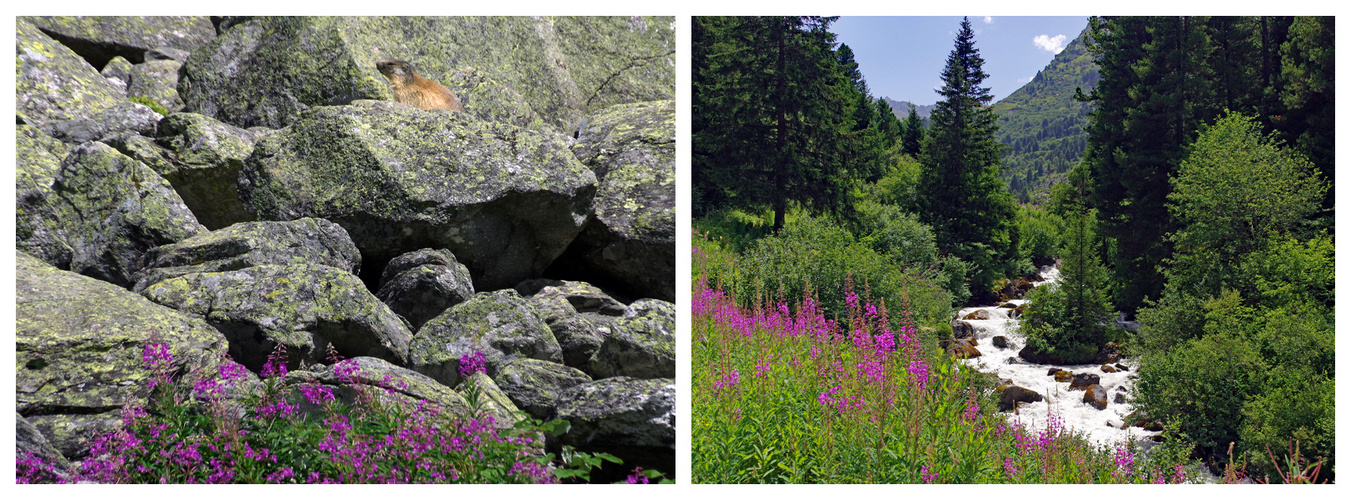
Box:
1082 384 1108 410
997 385 1045 412
1069 373 1101 390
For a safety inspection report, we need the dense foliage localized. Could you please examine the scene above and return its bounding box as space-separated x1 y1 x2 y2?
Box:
1077 16 1335 313
1132 112 1333 481
693 16 886 228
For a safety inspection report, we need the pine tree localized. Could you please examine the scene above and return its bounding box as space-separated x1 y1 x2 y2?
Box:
900 104 925 157
917 17 1018 296
692 16 855 228
1079 16 1219 312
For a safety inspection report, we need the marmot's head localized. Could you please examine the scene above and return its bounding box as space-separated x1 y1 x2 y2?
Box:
376 59 415 84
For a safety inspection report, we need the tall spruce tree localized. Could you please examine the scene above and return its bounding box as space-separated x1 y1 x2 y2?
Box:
900 104 925 157
917 17 1019 296
692 16 856 230
1078 16 1221 312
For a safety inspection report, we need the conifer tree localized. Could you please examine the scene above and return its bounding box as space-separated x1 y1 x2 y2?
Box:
917 17 1018 296
900 104 925 157
692 16 857 230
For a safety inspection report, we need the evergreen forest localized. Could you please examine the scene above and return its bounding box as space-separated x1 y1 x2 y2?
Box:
692 15 1333 483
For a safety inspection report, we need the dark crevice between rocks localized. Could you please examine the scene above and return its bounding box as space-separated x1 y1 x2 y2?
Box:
540 253 640 305
19 404 125 418
35 28 142 70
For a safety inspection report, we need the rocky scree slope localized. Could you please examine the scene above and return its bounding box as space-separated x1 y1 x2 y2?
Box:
15 15 675 480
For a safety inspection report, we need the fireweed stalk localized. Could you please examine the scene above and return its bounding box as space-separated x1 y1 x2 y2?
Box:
18 342 662 484
691 236 1198 484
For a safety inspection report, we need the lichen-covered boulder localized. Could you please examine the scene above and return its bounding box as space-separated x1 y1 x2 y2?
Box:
239 100 596 291
493 358 593 420
141 264 412 373
458 371 527 428
516 278 629 321
178 16 673 134
132 218 360 293
16 141 206 288
517 279 627 368
408 290 562 388
1069 373 1101 391
21 16 216 67
16 251 229 458
17 413 76 477
282 356 471 420
100 55 134 92
104 112 261 230
127 59 185 113
147 46 191 63
15 125 68 214
1083 384 1109 410
554 377 675 475
17 19 162 143
587 299 675 379
555 100 675 301
376 248 475 332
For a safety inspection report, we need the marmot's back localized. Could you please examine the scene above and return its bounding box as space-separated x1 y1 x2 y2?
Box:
376 59 464 112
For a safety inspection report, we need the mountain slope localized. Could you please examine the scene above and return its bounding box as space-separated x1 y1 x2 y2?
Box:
991 24 1099 204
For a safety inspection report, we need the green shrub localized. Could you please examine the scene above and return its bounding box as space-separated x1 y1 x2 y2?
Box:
853 201 970 306
738 214 952 328
1135 328 1264 456
1015 204 1063 266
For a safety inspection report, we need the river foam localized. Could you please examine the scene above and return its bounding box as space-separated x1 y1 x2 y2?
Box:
956 265 1159 448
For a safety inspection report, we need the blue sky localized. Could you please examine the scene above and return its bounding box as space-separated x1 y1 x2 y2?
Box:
831 16 1091 106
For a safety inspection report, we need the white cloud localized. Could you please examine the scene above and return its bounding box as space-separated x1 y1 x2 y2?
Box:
1033 34 1068 54
1032 34 1064 53
984 16 993 24
1017 75 1034 84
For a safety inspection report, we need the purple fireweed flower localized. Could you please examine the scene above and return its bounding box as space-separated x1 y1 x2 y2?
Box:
336 360 361 383
1113 444 1135 477
142 342 173 368
963 402 980 423
457 351 487 378
261 344 289 379
921 464 937 483
300 383 336 405
907 359 930 392
856 356 885 384
755 355 773 378
1173 464 1187 483
142 342 175 388
626 467 651 484
1003 457 1019 477
219 360 248 383
712 369 741 398
192 379 222 400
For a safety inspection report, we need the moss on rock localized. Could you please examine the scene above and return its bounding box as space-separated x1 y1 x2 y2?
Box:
409 289 561 388
240 100 595 291
133 217 360 292
16 251 228 458
141 264 412 373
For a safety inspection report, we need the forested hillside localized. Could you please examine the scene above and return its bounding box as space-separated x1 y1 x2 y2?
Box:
990 25 1098 203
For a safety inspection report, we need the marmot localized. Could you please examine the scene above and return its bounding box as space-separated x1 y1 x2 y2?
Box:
375 59 464 112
